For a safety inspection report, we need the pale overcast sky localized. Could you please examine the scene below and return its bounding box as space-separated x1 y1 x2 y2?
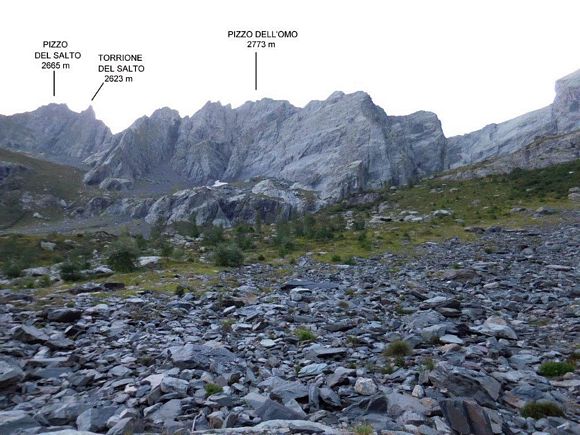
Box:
0 0 578 136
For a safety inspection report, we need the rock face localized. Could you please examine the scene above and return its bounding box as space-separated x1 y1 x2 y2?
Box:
0 104 111 164
0 71 578 228
447 69 580 168
443 129 580 180
100 179 318 226
84 92 447 200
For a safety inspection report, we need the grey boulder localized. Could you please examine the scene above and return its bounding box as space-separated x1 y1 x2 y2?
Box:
439 398 495 435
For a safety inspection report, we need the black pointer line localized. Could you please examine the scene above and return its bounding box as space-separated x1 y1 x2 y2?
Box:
52 71 55 97
254 51 257 91
91 82 105 101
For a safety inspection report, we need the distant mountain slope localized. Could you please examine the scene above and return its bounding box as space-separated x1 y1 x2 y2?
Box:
0 69 577 207
0 148 87 228
447 69 580 167
0 104 111 165
443 130 580 180
82 92 447 200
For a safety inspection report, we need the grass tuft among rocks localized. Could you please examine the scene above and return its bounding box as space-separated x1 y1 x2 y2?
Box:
520 401 565 419
353 423 375 435
295 327 317 342
383 340 412 358
204 383 223 397
537 361 575 377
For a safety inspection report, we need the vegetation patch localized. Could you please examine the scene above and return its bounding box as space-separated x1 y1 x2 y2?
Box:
383 340 412 357
521 401 565 419
204 383 223 397
295 327 317 342
537 361 575 377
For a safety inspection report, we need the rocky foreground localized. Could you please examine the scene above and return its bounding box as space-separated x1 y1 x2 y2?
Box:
0 221 579 434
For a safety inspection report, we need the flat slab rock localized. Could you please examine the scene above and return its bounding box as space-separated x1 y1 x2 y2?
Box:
168 343 240 369
192 418 345 434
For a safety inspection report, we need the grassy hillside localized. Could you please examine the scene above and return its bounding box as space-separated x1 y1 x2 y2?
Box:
0 148 87 228
1 159 578 296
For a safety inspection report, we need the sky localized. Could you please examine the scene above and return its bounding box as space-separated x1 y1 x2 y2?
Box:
0 0 578 136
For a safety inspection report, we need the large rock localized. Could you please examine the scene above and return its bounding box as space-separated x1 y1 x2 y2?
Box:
39 431 100 435
0 359 24 389
12 324 49 343
168 343 240 369
0 410 38 433
255 399 306 421
429 364 501 407
439 398 495 435
354 377 377 395
42 400 90 426
139 180 316 227
472 316 518 340
106 417 134 435
148 399 183 423
160 376 189 395
47 308 82 323
76 407 117 432
386 392 427 418
250 420 340 434
270 380 309 403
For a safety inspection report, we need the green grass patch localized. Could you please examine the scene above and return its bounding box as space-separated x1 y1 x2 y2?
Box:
295 327 317 342
204 383 223 397
353 423 375 435
537 361 575 377
383 340 412 357
521 401 564 419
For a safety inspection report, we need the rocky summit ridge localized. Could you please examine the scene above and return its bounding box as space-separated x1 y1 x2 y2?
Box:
81 91 448 201
0 70 578 228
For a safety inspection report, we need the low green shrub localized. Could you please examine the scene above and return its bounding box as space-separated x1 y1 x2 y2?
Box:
521 401 564 419
295 327 317 342
213 244 244 267
2 261 23 278
383 340 412 357
538 361 575 377
353 423 374 435
60 261 83 282
204 383 223 397
203 225 225 246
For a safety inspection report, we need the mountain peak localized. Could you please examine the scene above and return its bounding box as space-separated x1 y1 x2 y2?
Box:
150 107 180 120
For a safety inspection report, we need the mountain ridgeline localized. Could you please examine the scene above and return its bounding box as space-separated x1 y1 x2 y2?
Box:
81 92 448 200
0 70 578 228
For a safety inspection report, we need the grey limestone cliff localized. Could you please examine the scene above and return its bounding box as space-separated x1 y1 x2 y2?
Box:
447 69 580 168
83 91 448 200
0 104 111 165
0 70 578 228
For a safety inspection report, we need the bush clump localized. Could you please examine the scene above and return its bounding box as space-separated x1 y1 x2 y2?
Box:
353 423 374 435
213 244 244 267
2 261 23 279
521 401 564 419
60 261 84 282
107 238 139 273
0 236 35 278
203 225 225 246
204 383 223 397
537 361 575 377
383 340 412 357
295 327 317 342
